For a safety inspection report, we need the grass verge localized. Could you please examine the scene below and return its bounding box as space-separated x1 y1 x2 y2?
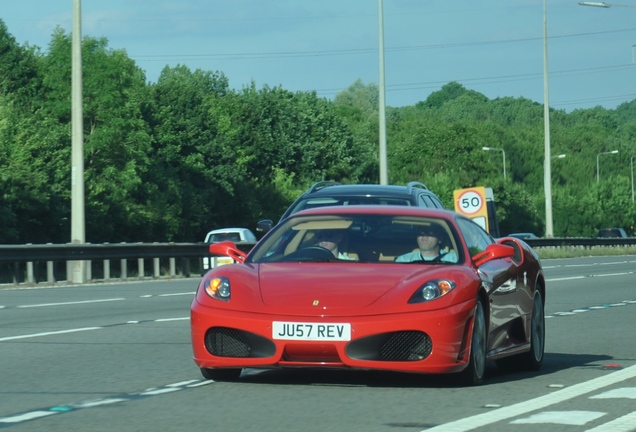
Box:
535 245 636 259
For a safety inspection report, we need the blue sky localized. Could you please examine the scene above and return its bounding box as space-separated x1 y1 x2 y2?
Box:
2 0 636 111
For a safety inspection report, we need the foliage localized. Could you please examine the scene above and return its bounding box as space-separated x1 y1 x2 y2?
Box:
1 22 636 244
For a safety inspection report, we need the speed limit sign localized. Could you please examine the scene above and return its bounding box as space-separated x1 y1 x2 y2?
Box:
453 186 493 233
456 190 484 215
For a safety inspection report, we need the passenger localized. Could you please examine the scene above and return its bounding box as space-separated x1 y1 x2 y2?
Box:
315 230 356 260
396 225 458 263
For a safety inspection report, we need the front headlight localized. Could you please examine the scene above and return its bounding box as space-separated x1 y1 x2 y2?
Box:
204 276 231 301
408 279 455 304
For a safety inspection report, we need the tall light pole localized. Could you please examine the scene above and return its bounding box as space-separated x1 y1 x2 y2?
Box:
543 0 554 238
378 0 388 185
70 0 85 283
482 146 506 179
631 155 635 202
596 150 619 182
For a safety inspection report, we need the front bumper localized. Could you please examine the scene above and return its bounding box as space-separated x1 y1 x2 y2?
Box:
191 299 476 375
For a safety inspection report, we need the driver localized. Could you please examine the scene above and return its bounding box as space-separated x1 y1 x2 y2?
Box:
396 225 457 263
315 230 356 261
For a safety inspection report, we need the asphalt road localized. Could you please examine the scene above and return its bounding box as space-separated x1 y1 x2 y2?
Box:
1 256 635 432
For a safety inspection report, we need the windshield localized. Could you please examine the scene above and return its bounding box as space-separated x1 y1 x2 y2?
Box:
249 214 461 264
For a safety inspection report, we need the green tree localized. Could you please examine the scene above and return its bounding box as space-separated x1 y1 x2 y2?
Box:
38 29 152 242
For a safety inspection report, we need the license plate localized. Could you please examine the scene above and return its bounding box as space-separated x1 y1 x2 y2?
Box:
272 321 351 341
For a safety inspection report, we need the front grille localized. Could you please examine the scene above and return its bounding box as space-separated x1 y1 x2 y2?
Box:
205 327 276 358
346 331 432 362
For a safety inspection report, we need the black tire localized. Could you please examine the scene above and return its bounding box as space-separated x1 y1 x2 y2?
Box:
200 367 242 381
520 290 545 371
458 300 487 386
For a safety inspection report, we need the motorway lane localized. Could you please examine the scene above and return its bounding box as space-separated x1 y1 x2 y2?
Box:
0 257 635 431
0 279 198 430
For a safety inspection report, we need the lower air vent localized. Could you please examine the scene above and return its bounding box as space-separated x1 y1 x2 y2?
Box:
346 331 432 361
205 327 276 358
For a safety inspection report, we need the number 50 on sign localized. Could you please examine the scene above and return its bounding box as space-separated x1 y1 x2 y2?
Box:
454 187 489 230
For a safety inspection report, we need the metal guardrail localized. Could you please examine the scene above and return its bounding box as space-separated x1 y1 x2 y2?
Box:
0 242 255 286
0 238 633 286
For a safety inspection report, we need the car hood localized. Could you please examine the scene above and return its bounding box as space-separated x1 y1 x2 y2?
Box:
256 263 429 311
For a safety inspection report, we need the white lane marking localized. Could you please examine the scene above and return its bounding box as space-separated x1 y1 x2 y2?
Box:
511 410 605 425
0 327 102 342
545 272 634 283
140 388 181 395
73 398 128 408
0 411 57 423
585 411 636 432
187 380 215 388
159 292 195 297
167 380 200 387
422 364 636 432
0 379 212 427
17 298 125 308
590 387 636 399
546 276 586 281
0 317 189 342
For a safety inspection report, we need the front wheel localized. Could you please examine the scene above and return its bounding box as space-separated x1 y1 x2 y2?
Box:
200 367 242 381
458 300 487 386
521 290 545 371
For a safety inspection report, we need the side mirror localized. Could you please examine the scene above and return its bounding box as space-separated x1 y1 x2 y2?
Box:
473 243 515 267
209 241 248 264
256 219 274 234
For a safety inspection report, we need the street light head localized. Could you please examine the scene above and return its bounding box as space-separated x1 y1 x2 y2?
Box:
578 2 611 7
482 146 491 151
611 150 619 154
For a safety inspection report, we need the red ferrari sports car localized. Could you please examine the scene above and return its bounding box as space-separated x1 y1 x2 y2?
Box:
191 206 546 385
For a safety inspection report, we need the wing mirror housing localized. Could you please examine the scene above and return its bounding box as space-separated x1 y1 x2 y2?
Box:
209 241 248 264
256 219 274 234
472 243 515 267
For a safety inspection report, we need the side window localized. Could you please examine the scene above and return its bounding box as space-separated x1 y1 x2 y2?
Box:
431 196 444 209
419 194 444 209
456 217 494 257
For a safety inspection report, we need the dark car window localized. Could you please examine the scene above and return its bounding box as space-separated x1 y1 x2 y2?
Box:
208 232 242 242
419 195 443 209
456 217 494 257
597 228 627 238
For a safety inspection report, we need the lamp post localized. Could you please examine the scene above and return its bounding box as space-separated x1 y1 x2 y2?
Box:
378 0 388 185
543 0 554 238
70 0 85 283
631 155 635 202
596 150 619 182
482 146 506 179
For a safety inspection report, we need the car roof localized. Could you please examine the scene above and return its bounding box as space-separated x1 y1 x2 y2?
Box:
292 204 454 219
206 227 253 234
304 183 432 197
